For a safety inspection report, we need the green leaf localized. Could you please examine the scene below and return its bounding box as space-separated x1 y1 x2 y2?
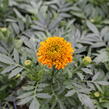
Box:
92 71 105 81
22 86 34 91
78 94 94 109
96 81 109 85
0 53 15 64
1 65 17 74
13 8 26 22
65 90 76 97
77 72 84 80
91 42 106 48
13 48 19 63
81 68 93 74
94 49 108 63
11 22 20 34
9 67 23 78
29 98 40 109
38 83 49 88
86 21 99 35
57 98 66 109
17 92 33 99
17 96 33 105
36 93 51 99
0 46 7 54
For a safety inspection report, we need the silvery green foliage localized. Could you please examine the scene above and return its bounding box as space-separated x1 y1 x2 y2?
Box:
0 0 109 109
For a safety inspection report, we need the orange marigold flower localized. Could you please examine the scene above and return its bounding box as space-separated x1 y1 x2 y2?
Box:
37 36 74 70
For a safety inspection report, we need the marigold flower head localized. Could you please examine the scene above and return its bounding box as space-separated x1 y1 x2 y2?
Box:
37 36 74 70
24 60 32 66
82 56 92 65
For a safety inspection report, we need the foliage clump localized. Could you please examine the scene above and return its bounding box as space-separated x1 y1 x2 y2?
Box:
0 0 109 109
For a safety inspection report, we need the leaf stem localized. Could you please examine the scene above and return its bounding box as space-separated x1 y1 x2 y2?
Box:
72 63 83 76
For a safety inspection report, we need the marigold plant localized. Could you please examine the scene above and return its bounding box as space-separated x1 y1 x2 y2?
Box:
37 36 74 70
1 0 109 108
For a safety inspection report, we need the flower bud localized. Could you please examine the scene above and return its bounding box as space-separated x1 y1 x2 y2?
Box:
90 19 95 23
24 60 32 66
94 91 100 98
82 56 92 65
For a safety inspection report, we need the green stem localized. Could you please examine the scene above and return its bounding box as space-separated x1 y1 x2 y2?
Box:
34 82 39 95
51 66 57 83
52 66 55 76
72 63 83 75
51 66 58 99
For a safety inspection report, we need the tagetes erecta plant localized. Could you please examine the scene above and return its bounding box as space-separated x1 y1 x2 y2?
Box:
37 36 74 70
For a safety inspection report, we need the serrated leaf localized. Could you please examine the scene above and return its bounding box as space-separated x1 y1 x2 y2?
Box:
17 96 33 105
94 49 108 63
13 48 19 63
13 8 26 22
92 72 101 81
65 90 76 97
86 21 99 35
38 83 49 88
91 42 105 48
36 93 51 99
0 46 7 54
17 92 33 99
22 86 34 91
92 71 105 81
78 94 94 109
77 72 84 80
9 67 23 78
11 22 20 34
57 98 66 109
81 68 93 74
1 65 17 74
29 98 40 109
0 54 15 64
96 81 109 85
